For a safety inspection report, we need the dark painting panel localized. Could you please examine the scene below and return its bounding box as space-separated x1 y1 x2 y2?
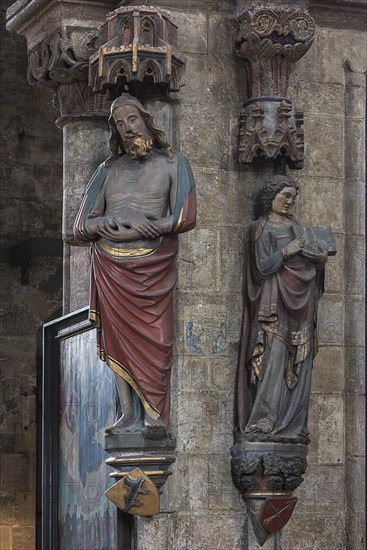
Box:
42 310 119 550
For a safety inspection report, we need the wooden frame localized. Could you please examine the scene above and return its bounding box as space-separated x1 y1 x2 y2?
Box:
41 307 121 550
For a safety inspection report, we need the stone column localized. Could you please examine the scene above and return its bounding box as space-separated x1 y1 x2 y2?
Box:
59 114 110 311
6 0 118 312
343 61 366 550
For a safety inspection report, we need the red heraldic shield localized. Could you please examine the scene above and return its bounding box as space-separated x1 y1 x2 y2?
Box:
260 496 298 533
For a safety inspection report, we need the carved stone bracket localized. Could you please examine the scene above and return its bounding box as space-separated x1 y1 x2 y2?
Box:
104 431 176 515
231 441 308 545
233 8 315 168
239 98 305 169
89 6 186 101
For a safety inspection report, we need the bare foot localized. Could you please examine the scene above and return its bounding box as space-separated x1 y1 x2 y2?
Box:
105 410 134 433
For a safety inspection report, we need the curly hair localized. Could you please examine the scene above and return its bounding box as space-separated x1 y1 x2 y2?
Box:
253 175 299 220
105 93 173 165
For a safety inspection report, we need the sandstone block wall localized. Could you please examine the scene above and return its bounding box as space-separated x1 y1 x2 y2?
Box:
0 1 365 550
134 2 366 549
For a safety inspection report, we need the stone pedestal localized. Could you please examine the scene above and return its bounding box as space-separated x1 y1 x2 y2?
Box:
104 432 176 515
231 441 308 545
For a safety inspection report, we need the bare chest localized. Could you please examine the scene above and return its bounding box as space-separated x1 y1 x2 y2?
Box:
104 156 171 204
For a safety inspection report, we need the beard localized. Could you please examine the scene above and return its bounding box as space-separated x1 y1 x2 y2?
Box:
125 136 153 160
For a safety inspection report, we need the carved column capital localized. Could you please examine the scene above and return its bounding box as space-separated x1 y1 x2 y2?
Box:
233 8 315 98
27 27 112 117
232 7 315 168
27 28 98 87
6 0 118 117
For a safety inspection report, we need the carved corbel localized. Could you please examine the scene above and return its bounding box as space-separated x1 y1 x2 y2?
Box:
233 8 315 168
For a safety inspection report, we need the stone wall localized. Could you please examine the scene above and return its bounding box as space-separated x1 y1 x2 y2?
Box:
134 1 366 549
0 1 63 548
1 1 365 550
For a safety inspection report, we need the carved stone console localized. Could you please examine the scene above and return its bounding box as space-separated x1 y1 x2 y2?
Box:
231 441 307 545
233 8 315 168
104 432 176 515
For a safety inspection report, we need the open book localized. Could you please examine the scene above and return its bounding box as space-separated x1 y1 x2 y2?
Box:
290 225 336 256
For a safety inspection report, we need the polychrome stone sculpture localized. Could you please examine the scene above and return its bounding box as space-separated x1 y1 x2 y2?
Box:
231 175 335 544
74 93 196 437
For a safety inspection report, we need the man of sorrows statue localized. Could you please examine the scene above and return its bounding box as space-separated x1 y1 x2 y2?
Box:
74 94 196 434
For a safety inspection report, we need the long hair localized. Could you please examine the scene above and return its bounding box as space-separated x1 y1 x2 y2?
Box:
105 94 173 165
253 175 299 220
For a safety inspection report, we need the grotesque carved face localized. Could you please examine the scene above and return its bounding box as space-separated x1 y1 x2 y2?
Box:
113 104 153 159
271 186 297 217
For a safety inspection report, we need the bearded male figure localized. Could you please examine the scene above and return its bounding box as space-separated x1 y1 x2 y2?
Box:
74 94 196 434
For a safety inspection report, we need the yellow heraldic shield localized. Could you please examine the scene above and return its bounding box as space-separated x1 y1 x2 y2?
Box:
105 468 160 516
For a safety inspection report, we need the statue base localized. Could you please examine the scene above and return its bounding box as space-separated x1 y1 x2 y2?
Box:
231 440 308 545
104 432 176 515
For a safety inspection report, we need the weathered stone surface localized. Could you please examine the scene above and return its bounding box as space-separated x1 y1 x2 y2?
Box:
345 346 365 394
14 424 37 454
295 465 345 510
345 393 365 457
311 347 344 394
282 512 346 550
289 81 344 118
173 103 231 168
344 295 364 347
316 396 344 464
177 228 219 292
136 515 170 550
317 296 344 345
0 454 31 491
345 234 365 295
167 512 245 550
171 8 208 54
0 526 11 550
175 389 234 454
296 177 344 233
323 233 343 294
11 526 35 550
68 244 91 310
344 120 366 181
345 456 366 550
344 78 367 118
305 115 344 180
191 167 250 226
344 180 365 235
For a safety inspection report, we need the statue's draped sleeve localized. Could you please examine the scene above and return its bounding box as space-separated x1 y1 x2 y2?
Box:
171 153 196 234
73 162 110 241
